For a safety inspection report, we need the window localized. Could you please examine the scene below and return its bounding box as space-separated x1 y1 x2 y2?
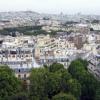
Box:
19 69 20 73
12 55 15 58
24 74 26 78
26 55 28 57
18 74 21 78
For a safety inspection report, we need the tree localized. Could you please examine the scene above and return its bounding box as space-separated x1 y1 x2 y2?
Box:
29 61 99 100
68 59 98 100
52 92 76 100
67 79 81 100
95 84 100 100
0 65 21 100
8 92 28 100
30 68 49 100
49 63 64 73
30 67 62 99
45 72 61 99
68 59 85 75
60 70 72 92
77 58 88 70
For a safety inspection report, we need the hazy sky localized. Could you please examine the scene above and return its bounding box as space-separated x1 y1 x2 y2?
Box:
0 0 100 14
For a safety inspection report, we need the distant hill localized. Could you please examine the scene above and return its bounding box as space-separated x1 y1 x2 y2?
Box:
0 11 41 20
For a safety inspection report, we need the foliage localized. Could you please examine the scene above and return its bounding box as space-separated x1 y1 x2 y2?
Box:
30 63 81 100
49 63 64 72
0 59 100 100
95 84 100 100
0 65 21 100
67 79 81 99
52 92 76 100
8 92 29 100
60 70 72 92
0 26 58 36
68 59 99 100
45 72 61 99
29 68 49 100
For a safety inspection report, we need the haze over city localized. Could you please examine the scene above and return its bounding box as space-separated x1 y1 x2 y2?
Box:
0 0 100 14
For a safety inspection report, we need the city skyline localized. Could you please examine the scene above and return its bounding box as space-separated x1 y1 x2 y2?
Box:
0 0 100 15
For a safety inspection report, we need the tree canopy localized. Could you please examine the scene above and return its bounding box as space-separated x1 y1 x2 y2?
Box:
0 59 100 100
68 59 99 100
0 65 21 100
52 92 76 100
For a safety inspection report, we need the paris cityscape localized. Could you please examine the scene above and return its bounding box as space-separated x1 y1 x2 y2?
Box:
0 0 100 100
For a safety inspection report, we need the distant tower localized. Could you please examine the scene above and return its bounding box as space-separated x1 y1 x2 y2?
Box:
60 12 64 24
77 12 82 16
77 12 82 22
60 12 63 20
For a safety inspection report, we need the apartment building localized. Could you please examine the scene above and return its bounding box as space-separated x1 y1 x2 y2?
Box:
0 35 38 81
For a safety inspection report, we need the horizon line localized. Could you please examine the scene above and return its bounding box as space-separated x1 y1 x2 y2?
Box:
0 10 100 16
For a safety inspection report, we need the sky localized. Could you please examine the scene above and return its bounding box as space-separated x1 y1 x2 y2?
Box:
0 0 100 14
